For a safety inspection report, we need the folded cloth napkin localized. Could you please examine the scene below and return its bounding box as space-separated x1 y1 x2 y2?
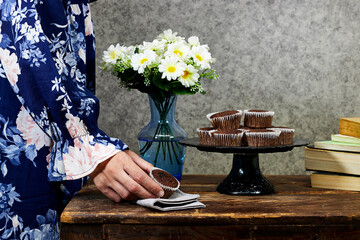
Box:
136 189 206 211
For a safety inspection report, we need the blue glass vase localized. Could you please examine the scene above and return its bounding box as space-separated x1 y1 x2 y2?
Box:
138 94 187 180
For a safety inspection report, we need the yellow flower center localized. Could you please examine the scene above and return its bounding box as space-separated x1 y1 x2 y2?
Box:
111 52 116 59
141 58 149 64
173 50 182 56
168 66 176 73
182 70 190 79
195 54 203 62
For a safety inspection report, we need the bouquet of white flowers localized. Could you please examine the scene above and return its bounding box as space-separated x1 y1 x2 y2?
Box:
101 30 218 177
101 29 218 101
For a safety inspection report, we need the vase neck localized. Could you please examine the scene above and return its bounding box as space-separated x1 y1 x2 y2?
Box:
148 94 177 123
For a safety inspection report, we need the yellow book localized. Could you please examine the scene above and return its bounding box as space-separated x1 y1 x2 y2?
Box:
310 172 360 192
305 146 360 175
339 117 360 139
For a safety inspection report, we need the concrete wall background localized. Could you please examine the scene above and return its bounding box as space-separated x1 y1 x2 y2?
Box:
90 0 360 175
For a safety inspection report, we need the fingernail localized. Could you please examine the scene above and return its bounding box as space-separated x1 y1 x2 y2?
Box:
157 190 164 198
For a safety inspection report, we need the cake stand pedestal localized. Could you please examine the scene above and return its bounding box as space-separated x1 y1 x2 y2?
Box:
180 138 309 195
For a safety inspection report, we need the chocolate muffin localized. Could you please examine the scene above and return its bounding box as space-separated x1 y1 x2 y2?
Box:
212 129 244 147
267 127 295 145
243 110 274 128
206 110 242 130
150 167 180 198
197 127 216 145
238 126 252 146
245 129 281 147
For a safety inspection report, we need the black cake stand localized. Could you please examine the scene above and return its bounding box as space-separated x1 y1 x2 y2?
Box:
180 138 309 195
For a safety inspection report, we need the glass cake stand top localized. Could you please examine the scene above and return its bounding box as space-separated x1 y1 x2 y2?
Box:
179 138 309 195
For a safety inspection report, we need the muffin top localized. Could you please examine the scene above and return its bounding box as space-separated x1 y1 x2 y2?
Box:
151 169 178 188
213 129 243 134
247 129 274 133
210 110 239 119
198 127 215 131
247 110 268 113
244 110 274 115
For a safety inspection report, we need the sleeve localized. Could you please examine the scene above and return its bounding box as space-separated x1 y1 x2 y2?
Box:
0 0 128 181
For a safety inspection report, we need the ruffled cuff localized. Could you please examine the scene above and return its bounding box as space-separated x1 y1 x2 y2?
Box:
47 133 128 181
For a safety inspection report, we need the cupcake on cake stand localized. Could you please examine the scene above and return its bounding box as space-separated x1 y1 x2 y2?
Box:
180 138 309 195
181 109 308 195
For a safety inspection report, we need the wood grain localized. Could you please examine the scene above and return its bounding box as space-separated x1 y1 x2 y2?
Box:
61 175 360 239
101 225 360 240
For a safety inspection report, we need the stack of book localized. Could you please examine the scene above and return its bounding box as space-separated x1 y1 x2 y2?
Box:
305 117 360 191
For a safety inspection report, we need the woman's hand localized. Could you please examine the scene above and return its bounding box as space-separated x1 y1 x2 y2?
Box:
89 150 164 202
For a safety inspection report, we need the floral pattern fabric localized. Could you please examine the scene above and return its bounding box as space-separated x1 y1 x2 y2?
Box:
0 0 128 239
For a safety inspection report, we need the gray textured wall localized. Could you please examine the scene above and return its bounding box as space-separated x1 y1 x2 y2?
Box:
91 0 360 175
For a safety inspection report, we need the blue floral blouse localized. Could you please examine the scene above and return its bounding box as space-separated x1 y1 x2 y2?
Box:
0 0 128 239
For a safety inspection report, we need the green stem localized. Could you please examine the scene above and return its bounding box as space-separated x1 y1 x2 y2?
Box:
139 141 151 155
141 94 182 166
153 140 161 167
166 140 174 165
139 120 162 154
170 141 182 165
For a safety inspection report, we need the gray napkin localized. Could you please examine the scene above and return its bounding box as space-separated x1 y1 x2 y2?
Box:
136 189 206 211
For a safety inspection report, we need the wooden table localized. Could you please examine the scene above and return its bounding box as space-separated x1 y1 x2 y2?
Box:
61 175 360 240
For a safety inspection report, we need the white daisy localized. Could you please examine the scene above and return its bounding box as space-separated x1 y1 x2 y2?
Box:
157 29 184 43
139 39 165 54
122 46 136 66
159 57 186 81
179 65 199 87
125 46 136 56
102 44 127 66
165 41 190 60
190 45 214 70
131 49 157 74
188 36 200 47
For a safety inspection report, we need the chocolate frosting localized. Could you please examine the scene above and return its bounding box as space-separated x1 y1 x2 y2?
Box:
152 169 178 188
210 110 239 119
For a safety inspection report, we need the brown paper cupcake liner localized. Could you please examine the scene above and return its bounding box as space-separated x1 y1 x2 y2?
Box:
212 129 244 147
238 126 252 146
243 110 274 128
267 127 295 145
197 127 216 146
150 167 180 198
206 110 242 130
245 130 280 147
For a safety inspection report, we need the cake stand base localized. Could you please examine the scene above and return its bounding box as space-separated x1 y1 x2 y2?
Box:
216 153 274 195
179 138 309 196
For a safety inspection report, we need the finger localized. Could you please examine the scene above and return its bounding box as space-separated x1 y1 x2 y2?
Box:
110 180 138 201
125 150 153 173
117 167 159 199
122 160 164 198
102 187 122 203
93 174 122 203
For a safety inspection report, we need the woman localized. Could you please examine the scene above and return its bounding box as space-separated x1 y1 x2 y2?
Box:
0 0 163 239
